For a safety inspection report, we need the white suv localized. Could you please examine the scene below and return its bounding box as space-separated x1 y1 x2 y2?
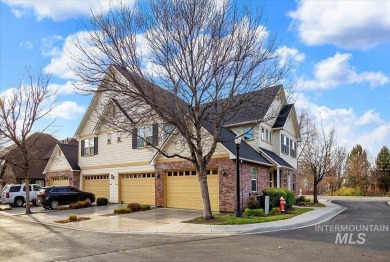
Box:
1 184 42 207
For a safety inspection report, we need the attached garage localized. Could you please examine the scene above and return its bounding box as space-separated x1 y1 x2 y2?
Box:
165 169 219 211
120 173 155 205
83 175 109 199
50 176 69 186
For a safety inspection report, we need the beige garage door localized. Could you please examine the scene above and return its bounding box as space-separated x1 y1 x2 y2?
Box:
120 173 155 205
50 176 69 186
165 169 219 211
83 175 109 199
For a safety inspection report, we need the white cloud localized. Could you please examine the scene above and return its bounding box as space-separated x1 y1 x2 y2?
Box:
19 40 33 49
356 110 384 126
40 35 63 57
48 81 87 96
296 93 390 157
297 53 389 91
289 1 390 49
44 31 102 80
46 101 85 120
3 0 134 21
275 46 305 68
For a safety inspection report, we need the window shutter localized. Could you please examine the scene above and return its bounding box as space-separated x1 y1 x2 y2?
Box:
81 140 85 156
152 124 159 146
94 137 98 155
132 128 138 149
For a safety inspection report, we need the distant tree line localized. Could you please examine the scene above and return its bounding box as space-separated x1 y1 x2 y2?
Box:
298 111 390 201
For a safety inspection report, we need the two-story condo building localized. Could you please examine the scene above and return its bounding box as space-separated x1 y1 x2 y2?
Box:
44 67 301 212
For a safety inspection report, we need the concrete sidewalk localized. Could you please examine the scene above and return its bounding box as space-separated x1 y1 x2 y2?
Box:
0 200 346 235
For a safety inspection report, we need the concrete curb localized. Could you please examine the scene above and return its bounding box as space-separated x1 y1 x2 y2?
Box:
0 202 347 236
242 202 347 234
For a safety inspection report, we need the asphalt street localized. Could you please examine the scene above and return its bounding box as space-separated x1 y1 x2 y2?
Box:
0 200 389 262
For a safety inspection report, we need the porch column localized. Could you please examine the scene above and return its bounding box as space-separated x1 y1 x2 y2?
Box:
276 167 280 188
287 171 291 190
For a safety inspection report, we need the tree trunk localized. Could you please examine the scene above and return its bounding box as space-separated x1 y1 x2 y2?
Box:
313 181 319 204
25 175 31 215
198 169 213 220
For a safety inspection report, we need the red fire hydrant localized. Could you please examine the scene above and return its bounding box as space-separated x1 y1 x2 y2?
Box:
279 196 286 212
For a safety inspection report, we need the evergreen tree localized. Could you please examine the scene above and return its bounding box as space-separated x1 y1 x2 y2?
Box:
375 146 390 192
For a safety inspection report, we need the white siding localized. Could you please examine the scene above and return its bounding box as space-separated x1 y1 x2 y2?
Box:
45 147 71 172
229 125 259 150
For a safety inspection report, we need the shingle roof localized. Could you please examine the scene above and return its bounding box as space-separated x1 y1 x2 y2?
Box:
5 133 59 179
220 129 272 165
273 104 293 128
259 147 293 169
223 85 282 126
58 144 80 171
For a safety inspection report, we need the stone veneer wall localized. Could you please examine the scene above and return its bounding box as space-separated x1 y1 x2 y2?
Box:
45 170 81 189
155 157 270 212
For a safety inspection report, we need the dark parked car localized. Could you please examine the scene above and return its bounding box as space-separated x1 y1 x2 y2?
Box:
37 186 95 209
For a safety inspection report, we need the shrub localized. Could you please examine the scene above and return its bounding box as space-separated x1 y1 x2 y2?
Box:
283 189 296 210
335 187 363 196
305 198 311 203
96 197 109 206
246 198 260 209
262 188 287 209
297 202 307 206
69 200 91 209
68 214 77 221
127 203 142 212
296 195 306 204
243 208 264 217
141 204 151 211
114 207 132 214
269 207 281 216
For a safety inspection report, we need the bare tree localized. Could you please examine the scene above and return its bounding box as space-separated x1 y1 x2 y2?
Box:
72 0 289 219
298 112 343 203
0 70 55 214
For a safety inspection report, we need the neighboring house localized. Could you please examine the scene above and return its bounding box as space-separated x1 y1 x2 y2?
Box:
43 139 81 189
0 133 59 187
74 67 301 212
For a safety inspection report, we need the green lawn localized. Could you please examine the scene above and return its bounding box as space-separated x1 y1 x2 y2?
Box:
186 208 314 225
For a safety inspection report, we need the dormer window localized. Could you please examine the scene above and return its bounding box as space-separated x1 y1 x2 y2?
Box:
243 127 253 140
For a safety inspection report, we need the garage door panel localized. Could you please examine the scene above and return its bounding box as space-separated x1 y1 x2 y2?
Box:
166 171 219 211
83 175 109 199
120 174 155 205
50 177 69 187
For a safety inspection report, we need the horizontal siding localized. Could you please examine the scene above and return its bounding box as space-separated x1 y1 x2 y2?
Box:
79 133 155 169
45 147 71 172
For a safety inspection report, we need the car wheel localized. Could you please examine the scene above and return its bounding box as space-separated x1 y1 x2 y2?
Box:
84 197 92 203
50 200 59 209
14 197 25 207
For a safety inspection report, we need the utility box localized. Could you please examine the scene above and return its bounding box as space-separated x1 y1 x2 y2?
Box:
264 196 270 215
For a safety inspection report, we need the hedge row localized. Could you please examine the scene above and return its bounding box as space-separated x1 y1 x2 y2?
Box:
262 188 295 210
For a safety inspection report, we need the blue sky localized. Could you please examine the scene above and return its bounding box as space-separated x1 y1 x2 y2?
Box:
1 0 389 159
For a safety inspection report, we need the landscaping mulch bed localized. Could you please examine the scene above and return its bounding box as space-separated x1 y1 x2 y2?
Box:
55 217 91 223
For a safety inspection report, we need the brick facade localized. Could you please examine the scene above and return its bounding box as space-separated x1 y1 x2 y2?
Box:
45 170 81 189
155 157 271 212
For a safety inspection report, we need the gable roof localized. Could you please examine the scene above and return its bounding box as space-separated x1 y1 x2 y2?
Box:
223 85 282 126
58 144 80 171
259 147 293 169
220 128 272 166
2 133 59 179
273 104 294 128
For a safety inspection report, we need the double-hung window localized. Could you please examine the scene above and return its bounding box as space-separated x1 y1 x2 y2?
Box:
243 127 253 140
281 134 290 155
136 125 153 148
290 140 297 158
81 137 98 156
251 167 257 192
